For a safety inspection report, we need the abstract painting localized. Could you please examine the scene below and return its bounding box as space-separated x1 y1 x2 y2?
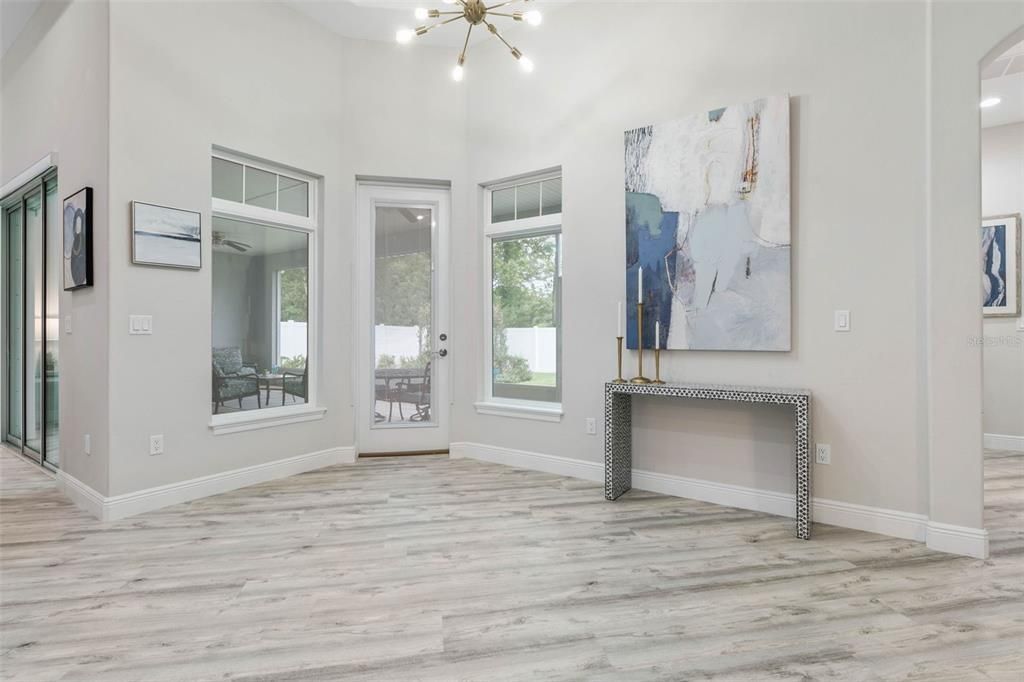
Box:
625 95 791 351
981 214 1021 317
132 201 201 269
63 187 93 290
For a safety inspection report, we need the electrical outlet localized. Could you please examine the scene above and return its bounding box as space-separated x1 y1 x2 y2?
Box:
585 417 597 435
84 434 91 456
815 443 831 465
149 434 164 456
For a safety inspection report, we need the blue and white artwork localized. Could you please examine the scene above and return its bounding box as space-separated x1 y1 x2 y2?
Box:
132 201 201 269
625 96 791 351
63 187 93 290
981 215 1021 317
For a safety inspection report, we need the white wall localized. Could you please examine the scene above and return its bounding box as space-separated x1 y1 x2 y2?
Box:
927 6 1023 534
454 0 1019 526
981 122 1024 440
104 0 466 495
1 0 110 494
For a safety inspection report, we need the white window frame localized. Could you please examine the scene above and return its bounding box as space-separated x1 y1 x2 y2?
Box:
477 170 563 422
209 148 323 435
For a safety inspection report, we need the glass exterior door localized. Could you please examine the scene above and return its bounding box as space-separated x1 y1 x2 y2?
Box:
356 184 450 454
3 172 59 468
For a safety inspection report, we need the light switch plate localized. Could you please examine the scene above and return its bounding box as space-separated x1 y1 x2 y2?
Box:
129 315 153 335
834 310 851 332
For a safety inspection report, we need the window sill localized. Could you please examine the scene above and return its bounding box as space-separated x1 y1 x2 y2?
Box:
210 404 326 435
473 400 563 423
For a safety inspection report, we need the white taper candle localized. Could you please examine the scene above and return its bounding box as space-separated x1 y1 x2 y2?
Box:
637 266 643 303
617 302 623 337
655 321 660 350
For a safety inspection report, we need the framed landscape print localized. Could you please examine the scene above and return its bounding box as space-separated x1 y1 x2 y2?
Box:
63 187 93 290
131 201 202 269
981 214 1021 317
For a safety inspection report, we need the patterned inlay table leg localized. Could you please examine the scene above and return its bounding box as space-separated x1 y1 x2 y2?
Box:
604 386 632 500
794 396 811 539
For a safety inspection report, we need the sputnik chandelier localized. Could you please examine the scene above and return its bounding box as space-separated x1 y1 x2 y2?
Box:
396 0 543 81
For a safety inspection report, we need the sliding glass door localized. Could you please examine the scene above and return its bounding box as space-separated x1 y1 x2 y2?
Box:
3 171 59 468
5 205 24 448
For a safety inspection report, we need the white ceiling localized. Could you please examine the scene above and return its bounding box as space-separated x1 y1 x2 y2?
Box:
982 40 1024 129
4 1 1020 127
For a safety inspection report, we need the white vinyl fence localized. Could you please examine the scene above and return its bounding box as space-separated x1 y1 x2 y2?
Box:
372 324 555 372
279 320 308 361
504 327 557 373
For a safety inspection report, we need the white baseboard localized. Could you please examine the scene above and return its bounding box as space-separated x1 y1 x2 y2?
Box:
450 441 603 482
57 446 356 522
927 521 989 559
58 469 107 520
984 433 1024 453
450 441 934 546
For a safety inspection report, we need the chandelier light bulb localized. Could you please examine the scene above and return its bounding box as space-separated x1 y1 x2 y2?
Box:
519 55 535 73
452 64 465 81
524 10 542 26
414 7 429 21
442 0 456 4
396 28 414 44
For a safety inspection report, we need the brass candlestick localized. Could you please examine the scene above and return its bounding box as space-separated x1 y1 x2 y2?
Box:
631 302 651 384
613 336 626 383
653 348 665 384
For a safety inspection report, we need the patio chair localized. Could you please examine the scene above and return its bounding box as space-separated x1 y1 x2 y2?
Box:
282 365 308 405
212 346 260 413
394 362 431 422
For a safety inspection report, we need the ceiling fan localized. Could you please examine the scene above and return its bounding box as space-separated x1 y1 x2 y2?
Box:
212 231 253 253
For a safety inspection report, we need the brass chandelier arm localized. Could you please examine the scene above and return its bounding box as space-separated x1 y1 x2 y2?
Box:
417 13 467 35
459 23 474 64
485 0 523 11
483 20 516 53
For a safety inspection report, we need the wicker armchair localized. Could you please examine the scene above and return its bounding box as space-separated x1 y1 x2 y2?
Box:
212 347 260 413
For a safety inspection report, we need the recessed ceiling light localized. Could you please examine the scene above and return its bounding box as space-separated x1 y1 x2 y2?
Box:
980 97 1001 108
416 215 424 220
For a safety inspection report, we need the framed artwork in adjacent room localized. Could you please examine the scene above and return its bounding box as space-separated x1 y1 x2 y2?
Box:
63 187 93 290
981 213 1021 317
131 201 202 269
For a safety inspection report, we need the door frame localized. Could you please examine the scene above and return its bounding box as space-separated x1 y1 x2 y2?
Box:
354 181 452 455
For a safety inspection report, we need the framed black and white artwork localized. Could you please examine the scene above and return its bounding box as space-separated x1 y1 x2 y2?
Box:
63 187 93 291
981 214 1021 318
131 201 202 269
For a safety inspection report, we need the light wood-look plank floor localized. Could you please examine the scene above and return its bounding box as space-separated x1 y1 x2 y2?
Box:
1 448 1021 681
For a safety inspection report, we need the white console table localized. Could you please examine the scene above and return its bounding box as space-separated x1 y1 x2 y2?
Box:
604 381 813 539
